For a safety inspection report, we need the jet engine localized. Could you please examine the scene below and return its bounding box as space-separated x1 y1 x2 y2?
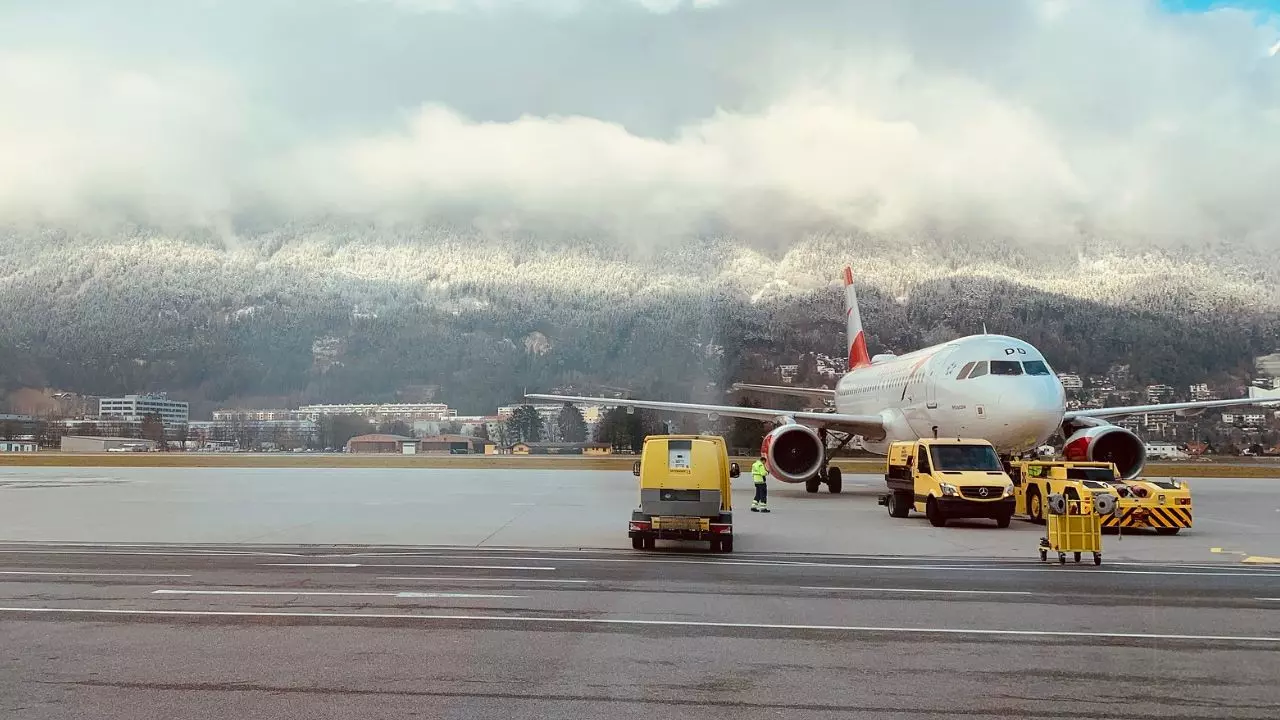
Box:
1061 425 1147 480
760 423 825 483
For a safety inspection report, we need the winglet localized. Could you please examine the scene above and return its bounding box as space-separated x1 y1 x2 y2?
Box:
842 266 871 370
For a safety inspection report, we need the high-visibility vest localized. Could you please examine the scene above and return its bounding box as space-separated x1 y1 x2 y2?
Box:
751 460 767 483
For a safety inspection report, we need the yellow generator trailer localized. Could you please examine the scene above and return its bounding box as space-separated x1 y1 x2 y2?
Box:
878 438 1017 528
628 435 738 552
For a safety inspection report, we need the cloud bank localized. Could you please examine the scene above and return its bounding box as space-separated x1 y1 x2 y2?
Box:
1 0 1277 246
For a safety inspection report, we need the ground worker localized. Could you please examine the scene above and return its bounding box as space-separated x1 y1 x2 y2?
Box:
751 455 770 513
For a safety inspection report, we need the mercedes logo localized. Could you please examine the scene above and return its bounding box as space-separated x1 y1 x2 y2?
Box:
978 487 989 497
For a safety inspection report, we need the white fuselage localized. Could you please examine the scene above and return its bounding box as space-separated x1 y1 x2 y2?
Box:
834 334 1067 455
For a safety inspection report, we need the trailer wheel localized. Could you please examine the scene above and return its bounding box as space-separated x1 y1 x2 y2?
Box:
709 538 721 552
826 467 842 494
720 537 733 553
1155 528 1181 536
643 537 655 550
631 536 643 550
1039 548 1048 562
1093 553 1102 566
1074 552 1082 563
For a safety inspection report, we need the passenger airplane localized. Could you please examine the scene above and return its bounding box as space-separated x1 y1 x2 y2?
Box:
529 267 1265 494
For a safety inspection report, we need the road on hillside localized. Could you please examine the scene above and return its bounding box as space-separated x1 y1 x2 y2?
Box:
2 543 1279 719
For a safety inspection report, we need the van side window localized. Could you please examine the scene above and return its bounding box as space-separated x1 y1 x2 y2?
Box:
956 361 975 379
968 361 988 378
917 449 932 474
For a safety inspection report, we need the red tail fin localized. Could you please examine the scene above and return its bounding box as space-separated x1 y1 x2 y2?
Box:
843 266 871 370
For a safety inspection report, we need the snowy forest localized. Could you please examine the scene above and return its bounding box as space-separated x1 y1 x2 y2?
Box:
2 224 1278 417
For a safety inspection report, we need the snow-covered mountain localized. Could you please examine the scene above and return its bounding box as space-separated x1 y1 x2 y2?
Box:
2 224 1276 416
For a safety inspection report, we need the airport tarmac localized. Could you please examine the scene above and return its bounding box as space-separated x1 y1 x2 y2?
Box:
0 466 1277 563
2 543 1279 719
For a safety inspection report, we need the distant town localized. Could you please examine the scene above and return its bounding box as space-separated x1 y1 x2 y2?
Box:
3 353 1280 457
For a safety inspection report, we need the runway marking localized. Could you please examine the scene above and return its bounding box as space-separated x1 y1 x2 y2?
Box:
801 587 1034 596
261 563 557 571
150 590 523 599
1 606 1277 643
0 571 192 578
0 550 302 558
378 576 590 584
278 557 1280 578
1243 556 1280 565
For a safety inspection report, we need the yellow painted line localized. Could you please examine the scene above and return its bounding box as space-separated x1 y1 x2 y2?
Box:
1242 556 1280 565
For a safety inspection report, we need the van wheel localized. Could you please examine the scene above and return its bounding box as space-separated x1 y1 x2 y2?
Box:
631 536 643 550
926 498 947 527
826 467 842 494
806 477 820 494
1028 489 1044 524
888 492 911 518
996 513 1012 529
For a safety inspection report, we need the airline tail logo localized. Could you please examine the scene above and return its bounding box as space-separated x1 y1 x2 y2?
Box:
843 266 871 370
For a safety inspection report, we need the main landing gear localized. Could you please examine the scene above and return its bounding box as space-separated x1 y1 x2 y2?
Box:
805 429 850 495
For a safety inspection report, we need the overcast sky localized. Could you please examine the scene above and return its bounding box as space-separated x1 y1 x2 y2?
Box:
1 0 1277 245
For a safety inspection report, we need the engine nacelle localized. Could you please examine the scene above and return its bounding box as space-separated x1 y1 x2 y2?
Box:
760 423 825 483
1062 425 1147 480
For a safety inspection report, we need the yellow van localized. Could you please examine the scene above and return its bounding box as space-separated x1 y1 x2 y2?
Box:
628 435 738 552
879 438 1016 528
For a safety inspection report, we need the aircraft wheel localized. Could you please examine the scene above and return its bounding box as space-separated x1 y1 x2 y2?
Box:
826 467 842 494
805 477 820 494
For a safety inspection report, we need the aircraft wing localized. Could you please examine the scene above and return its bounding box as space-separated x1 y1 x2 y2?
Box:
1065 396 1269 420
524 393 886 439
730 383 836 401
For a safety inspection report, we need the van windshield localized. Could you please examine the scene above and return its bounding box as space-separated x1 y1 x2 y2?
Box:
929 444 1003 472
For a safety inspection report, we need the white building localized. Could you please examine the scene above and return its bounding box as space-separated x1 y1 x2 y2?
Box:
0 440 38 453
1145 384 1175 404
1222 412 1268 427
98 394 189 428
1189 383 1216 402
295 403 455 422
1057 373 1083 391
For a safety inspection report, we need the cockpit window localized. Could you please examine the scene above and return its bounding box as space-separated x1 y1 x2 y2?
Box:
967 361 988 378
1022 360 1051 376
990 360 1023 375
956 361 975 380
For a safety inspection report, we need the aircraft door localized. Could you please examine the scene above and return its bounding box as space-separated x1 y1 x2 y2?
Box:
925 369 938 409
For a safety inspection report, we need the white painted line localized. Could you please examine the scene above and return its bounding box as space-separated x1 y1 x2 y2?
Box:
378 576 590 584
0 550 301 558
801 587 1033 596
1 606 1277 643
259 563 362 568
0 571 192 578
261 563 556 571
150 590 522 599
309 552 1277 574
1258 598 1280 602
285 556 1280 578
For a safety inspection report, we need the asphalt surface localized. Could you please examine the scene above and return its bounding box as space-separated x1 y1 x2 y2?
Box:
1 467 1278 563
2 542 1279 719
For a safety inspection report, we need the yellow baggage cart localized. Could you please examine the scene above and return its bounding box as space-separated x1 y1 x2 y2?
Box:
1038 493 1116 566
